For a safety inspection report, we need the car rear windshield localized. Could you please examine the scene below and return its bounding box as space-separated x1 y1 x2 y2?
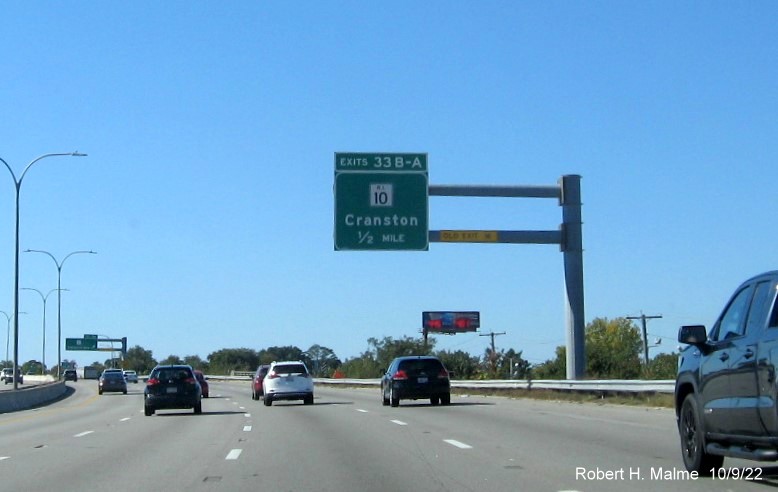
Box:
398 359 444 376
272 364 307 375
103 372 124 380
154 368 193 381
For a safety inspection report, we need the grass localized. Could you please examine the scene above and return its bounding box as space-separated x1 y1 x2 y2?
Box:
451 386 675 408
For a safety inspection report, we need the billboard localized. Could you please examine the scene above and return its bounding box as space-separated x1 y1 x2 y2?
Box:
422 311 480 333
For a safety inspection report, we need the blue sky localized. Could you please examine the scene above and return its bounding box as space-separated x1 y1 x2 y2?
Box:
0 2 776 370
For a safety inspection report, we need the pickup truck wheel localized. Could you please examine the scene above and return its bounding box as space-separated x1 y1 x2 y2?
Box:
679 394 723 474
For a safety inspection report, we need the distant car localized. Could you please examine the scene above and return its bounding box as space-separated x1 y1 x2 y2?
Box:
381 356 451 407
99 371 128 395
1 368 22 385
63 369 78 382
144 365 202 416
263 361 314 406
252 364 270 400
194 370 209 398
123 370 139 383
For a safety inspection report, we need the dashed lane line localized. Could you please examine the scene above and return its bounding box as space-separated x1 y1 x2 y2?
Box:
74 431 94 438
443 439 472 449
390 420 408 426
225 449 242 460
243 426 252 432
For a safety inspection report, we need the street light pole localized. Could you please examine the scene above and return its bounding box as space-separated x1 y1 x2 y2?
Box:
22 288 67 374
1 311 11 366
1 311 25 368
0 152 87 389
25 250 96 379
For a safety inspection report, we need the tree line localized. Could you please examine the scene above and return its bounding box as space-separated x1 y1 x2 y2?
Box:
2 317 679 379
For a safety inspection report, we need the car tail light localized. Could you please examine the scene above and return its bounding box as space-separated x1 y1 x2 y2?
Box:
147 378 160 386
392 370 408 381
184 377 196 384
438 368 449 379
268 371 279 379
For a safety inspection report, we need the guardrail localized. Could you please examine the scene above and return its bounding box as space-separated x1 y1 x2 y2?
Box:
312 378 675 394
153 374 676 394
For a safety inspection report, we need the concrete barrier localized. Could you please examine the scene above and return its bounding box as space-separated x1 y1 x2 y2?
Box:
0 381 68 414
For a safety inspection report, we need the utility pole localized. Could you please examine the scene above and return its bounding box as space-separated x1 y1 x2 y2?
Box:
627 313 662 364
480 331 506 375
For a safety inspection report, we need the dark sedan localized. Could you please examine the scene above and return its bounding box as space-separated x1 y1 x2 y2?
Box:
381 356 451 407
144 365 202 416
99 371 127 395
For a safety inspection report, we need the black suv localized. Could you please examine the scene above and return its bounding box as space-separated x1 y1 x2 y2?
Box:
381 356 451 407
63 369 78 381
676 271 778 474
144 365 202 416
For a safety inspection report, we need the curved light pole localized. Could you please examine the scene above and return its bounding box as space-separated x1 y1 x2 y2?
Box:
22 288 68 374
95 333 116 367
25 249 96 379
0 310 26 368
1 152 87 389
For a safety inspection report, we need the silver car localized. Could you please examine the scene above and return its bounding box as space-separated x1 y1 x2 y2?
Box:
263 361 314 406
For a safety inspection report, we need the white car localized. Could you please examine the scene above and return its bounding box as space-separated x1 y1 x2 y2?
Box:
263 361 314 406
123 370 139 383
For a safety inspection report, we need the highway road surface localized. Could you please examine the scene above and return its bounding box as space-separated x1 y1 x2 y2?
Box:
1 380 775 491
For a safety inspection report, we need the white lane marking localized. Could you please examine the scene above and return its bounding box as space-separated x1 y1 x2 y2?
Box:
225 449 242 460
0 457 9 461
74 431 94 438
444 439 472 449
243 426 252 432
390 420 407 426
356 409 368 413
244 413 251 418
239 406 245 410
120 417 131 422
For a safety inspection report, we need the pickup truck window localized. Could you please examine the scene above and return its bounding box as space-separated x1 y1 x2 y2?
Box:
713 284 754 341
745 281 772 334
769 285 778 328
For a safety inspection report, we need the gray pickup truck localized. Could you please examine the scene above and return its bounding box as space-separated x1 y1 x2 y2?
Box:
676 270 778 475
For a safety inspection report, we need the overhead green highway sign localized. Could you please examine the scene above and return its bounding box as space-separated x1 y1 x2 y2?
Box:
334 152 428 251
65 337 97 351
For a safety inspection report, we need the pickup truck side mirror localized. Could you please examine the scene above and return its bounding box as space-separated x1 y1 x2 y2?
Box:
679 325 708 345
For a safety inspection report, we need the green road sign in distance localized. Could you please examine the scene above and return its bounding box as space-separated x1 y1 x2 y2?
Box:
65 338 97 350
84 334 98 339
334 153 428 251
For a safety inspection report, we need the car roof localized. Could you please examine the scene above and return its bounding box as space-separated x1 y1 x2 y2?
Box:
392 355 440 362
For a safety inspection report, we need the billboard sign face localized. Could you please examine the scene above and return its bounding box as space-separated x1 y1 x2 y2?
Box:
422 311 480 333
